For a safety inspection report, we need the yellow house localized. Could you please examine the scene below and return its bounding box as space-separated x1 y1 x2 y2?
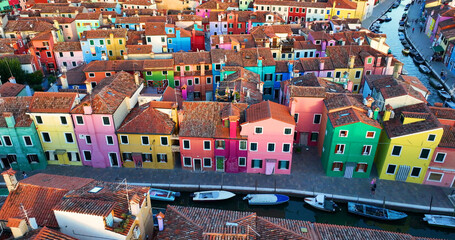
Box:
375 104 443 184
105 29 127 60
28 92 81 166
117 103 177 169
326 0 360 20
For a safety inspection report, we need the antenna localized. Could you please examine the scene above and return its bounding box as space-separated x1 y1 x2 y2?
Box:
119 179 131 214
19 203 31 227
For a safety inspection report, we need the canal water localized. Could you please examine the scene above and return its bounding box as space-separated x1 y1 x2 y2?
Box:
152 192 455 238
380 0 443 105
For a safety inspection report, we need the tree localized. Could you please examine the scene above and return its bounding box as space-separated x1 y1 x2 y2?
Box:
0 58 27 84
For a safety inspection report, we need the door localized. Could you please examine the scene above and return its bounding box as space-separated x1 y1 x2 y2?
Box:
193 158 202 171
395 165 410 181
300 133 308 146
216 156 225 172
109 153 119 167
344 162 355 178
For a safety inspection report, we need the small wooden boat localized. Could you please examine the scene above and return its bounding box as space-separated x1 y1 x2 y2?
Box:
423 214 455 228
399 20 405 26
398 32 405 40
243 194 289 205
385 16 392 22
392 2 399 8
413 55 425 64
378 16 387 23
304 195 338 212
149 188 180 202
403 42 411 49
402 48 410 54
398 26 405 32
438 89 451 100
429 78 443 89
419 65 431 73
409 48 418 56
192 190 235 201
348 202 407 221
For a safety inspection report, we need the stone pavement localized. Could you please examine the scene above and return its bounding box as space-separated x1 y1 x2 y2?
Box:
362 0 397 28
405 1 455 97
16 147 455 213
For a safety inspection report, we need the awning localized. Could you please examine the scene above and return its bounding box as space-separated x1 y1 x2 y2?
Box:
433 45 444 52
132 153 142 164
55 149 66 155
265 159 276 175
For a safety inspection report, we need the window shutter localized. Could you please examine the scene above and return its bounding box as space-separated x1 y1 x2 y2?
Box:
364 164 368 172
331 162 335 171
340 162 344 171
355 164 360 172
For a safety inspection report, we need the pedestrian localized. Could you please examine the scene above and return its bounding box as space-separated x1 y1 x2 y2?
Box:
420 27 423 33
412 27 415 33
22 171 27 179
370 178 377 195
441 70 445 78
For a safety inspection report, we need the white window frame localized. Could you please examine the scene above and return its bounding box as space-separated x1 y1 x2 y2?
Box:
60 116 68 125
183 156 192 167
313 114 322 124
391 145 402 157
83 150 92 161
35 115 43 124
427 172 444 182
203 157 212 168
332 161 343 171
278 160 290 170
157 153 167 163
141 136 149 145
250 142 258 152
102 116 111 126
283 128 292 135
238 157 246 167
23 136 33 146
428 134 436 141
339 130 348 137
267 143 275 152
282 143 291 153
366 131 375 138
41 132 51 143
85 135 92 145
254 126 263 134
434 152 447 163
356 162 368 173
252 159 263 169
410 167 422 178
106 135 114 145
75 115 84 125
335 144 345 154
386 164 397 175
362 145 372 156
64 133 74 143
419 148 431 160
2 136 12 146
182 140 191 150
120 135 129 145
239 140 247 150
203 140 211 150
160 136 168 146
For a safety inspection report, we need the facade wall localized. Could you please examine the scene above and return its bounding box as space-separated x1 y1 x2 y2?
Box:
423 146 455 187
289 97 324 146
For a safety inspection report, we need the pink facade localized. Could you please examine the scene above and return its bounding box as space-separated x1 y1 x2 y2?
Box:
55 50 84 72
289 97 324 146
180 137 215 171
196 8 211 18
423 146 455 187
72 112 121 168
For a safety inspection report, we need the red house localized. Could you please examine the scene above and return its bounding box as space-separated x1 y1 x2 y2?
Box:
30 31 57 73
226 11 248 34
191 28 205 52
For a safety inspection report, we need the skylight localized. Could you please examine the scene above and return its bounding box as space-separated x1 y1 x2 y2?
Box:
88 187 103 193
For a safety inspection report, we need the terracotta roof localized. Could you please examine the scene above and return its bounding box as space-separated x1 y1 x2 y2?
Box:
180 102 248 138
325 45 391 68
161 86 183 108
287 76 326 98
324 93 365 111
123 8 156 16
0 82 26 97
383 103 442 138
430 106 455 121
399 75 429 94
145 22 166 35
29 92 77 113
148 101 177 109
126 45 152 54
328 107 380 128
244 100 294 125
439 125 455 148
18 16 75 24
218 68 262 105
75 12 101 20
54 42 82 52
0 97 33 128
32 4 84 13
314 223 414 240
0 174 94 228
254 0 327 8
328 0 357 9
250 25 292 39
173 51 211 65
127 31 146 45
117 103 175 134
294 40 318 50
116 16 166 24
197 0 230 10
299 57 334 71
6 218 23 228
53 198 115 217
81 29 127 40
365 75 426 102
30 227 77 240
123 0 155 5
71 71 140 114
57 64 86 86
0 54 34 64
167 14 203 24
83 60 143 72
143 59 174 70
5 20 56 33
211 34 257 48
81 2 117 8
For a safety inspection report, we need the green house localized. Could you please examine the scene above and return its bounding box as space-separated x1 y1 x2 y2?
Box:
318 94 381 178
0 97 47 171
143 59 175 88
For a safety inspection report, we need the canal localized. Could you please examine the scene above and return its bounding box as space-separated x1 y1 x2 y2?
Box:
152 192 455 239
380 0 443 105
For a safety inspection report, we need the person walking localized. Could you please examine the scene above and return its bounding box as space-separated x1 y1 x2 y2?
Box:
412 27 415 33
22 171 27 179
370 178 377 195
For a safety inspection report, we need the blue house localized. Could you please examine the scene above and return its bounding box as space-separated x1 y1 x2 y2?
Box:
80 31 108 63
165 26 191 52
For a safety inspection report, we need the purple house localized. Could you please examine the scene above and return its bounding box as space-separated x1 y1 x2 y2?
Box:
295 57 335 78
71 71 144 168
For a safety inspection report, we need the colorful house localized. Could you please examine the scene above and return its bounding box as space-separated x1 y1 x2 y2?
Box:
145 22 168 53
30 31 58 73
318 93 381 178
75 13 102 39
114 16 167 31
165 25 191 52
28 92 81 166
71 71 143 168
117 103 176 169
326 0 359 20
80 28 127 63
179 102 249 173
295 57 335 78
240 101 295 175
143 59 175 89
196 0 230 18
0 97 46 171
122 0 157 10
375 103 444 184
53 42 84 72
208 12 228 36
216 67 263 105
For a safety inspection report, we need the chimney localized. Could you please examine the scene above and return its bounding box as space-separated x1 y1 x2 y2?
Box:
220 35 224 44
8 218 29 238
348 55 355 69
365 96 374 108
393 62 403 79
200 62 205 76
129 195 140 216
385 54 393 73
2 169 18 193
101 52 107 60
358 37 364 45
257 56 263 67
376 56 382 67
83 105 92 115
383 104 394 121
319 59 325 70
8 76 16 84
229 115 239 138
3 112 15 128
60 73 69 89
177 13 182 20
216 3 219 9
218 13 221 22
134 71 140 86
157 212 165 231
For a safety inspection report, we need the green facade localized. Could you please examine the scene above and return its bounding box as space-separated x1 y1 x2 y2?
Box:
320 119 381 178
143 70 175 88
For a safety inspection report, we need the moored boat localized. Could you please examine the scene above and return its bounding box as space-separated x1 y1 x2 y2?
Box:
429 78 443 89
445 100 455 109
413 55 425 64
304 195 338 212
402 48 410 54
149 188 180 202
398 26 405 32
385 16 392 22
438 89 451 100
348 202 407 221
409 48 418 56
192 190 236 201
419 64 431 73
423 214 455 228
243 194 290 205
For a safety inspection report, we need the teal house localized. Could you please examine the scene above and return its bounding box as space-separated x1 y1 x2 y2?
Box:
0 97 47 172
318 93 381 178
75 13 103 39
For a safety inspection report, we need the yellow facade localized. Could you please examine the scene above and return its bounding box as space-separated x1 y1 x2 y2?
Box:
332 67 363 93
106 34 126 60
118 134 175 169
29 113 81 166
375 128 443 184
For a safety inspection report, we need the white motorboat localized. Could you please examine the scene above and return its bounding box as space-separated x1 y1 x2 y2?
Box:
438 89 452 100
191 190 235 201
304 195 338 212
423 214 455 228
419 64 431 73
243 194 290 205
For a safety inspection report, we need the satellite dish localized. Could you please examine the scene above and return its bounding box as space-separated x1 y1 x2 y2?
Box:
29 218 38 229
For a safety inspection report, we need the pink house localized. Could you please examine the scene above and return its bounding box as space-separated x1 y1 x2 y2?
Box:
295 57 334 78
195 0 230 18
240 101 295 175
423 107 455 187
54 42 84 72
70 71 143 168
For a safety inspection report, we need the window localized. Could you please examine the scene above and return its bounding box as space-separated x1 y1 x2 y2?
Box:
362 145 372 155
142 153 152 162
204 140 211 150
294 113 299 123
207 77 212 84
185 66 190 71
427 172 443 182
83 151 92 161
108 50 113 56
284 128 292 135
23 136 33 146
327 72 332 78
175 80 180 86
215 140 225 149
419 148 431 159
183 140 190 149
428 134 436 141
355 71 361 79
90 40 94 45
278 160 290 170
100 40 104 45
65 133 74 143
367 58 372 64
366 131 375 138
162 71 168 75
203 158 212 167
339 130 348 137
85 135 92 145
215 64 221 71
59 52 63 57
194 77 200 85
67 152 80 162
168 39 172 44
310 132 319 142
183 157 192 166
391 146 402 156
27 154 39 164
120 135 129 144
239 140 247 150
105 72 111 77
434 152 446 163
335 144 345 154
141 136 149 145
252 159 263 168
365 70 372 75
70 52 74 57
255 127 263 134
410 167 421 177
250 142 258 151
76 116 84 125
282 143 291 153
157 154 167 163
158 136 167 146
386 164 397 174
122 152 132 161
313 114 321 124
176 66 181 72
187 79 193 85
106 136 114 145
332 162 343 171
2 136 12 146
45 151 56 161
89 72 95 78
335 72 341 78
102 117 110 125
353 85 359 92
267 143 275 152
36 116 43 124
60 116 67 125
7 154 17 163
42 132 51 142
